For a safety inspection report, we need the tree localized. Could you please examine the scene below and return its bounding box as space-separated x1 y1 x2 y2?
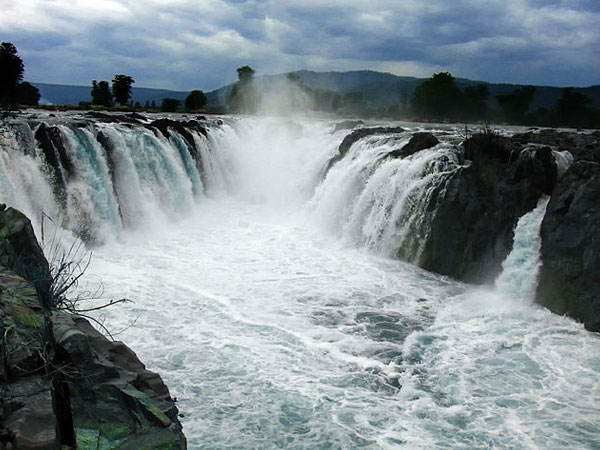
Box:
112 74 134 106
237 65 255 84
227 65 257 113
16 81 40 105
184 90 206 111
496 85 535 124
411 72 462 121
555 88 591 127
91 80 113 107
0 42 25 106
161 98 180 112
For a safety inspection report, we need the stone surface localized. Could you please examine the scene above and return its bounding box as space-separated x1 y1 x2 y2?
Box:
408 133 557 283
51 312 186 449
0 208 52 308
536 160 600 331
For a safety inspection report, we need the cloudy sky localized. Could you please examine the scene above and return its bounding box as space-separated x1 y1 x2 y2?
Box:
1 0 598 91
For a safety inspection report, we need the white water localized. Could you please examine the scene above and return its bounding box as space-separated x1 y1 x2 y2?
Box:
2 116 599 449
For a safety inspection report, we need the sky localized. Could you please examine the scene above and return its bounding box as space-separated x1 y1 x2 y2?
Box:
1 0 599 91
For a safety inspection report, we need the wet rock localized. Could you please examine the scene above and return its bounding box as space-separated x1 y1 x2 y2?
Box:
33 123 74 204
412 133 557 283
51 312 186 449
536 160 600 331
0 269 59 449
0 208 52 307
513 129 600 163
387 132 440 159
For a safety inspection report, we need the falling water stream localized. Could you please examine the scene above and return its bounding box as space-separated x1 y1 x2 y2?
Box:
1 114 599 449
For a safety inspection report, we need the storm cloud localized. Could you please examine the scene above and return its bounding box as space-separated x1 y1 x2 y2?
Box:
1 0 598 90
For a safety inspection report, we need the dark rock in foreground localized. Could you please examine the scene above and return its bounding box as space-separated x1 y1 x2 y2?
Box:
0 207 186 449
536 160 600 331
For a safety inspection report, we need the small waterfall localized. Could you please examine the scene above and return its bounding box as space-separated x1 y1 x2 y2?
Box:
495 196 550 300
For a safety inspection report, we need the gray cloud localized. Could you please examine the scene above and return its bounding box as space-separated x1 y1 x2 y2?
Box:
0 0 597 90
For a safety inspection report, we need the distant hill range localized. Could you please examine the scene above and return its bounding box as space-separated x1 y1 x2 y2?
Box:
33 70 600 111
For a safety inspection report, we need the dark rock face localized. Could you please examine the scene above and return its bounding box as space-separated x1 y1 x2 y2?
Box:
0 206 52 307
0 269 61 450
536 160 600 331
52 312 186 449
412 133 557 283
34 123 74 204
387 132 440 159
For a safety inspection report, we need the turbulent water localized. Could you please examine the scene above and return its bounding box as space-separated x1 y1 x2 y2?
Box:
1 114 599 449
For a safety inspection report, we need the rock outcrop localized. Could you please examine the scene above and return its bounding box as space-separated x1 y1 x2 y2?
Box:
387 132 440 159
399 133 556 283
535 160 600 331
0 206 186 449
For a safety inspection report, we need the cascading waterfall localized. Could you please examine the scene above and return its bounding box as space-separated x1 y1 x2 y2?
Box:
1 114 598 449
311 132 463 261
495 196 550 300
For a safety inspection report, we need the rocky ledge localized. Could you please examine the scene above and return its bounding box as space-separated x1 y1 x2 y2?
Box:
0 205 186 449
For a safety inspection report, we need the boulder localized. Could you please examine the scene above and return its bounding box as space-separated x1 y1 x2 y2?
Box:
387 132 440 159
536 160 600 331
51 312 186 449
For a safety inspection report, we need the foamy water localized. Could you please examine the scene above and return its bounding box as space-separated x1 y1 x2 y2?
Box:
2 115 599 448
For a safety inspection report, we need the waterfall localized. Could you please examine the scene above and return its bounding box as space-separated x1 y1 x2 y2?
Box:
495 196 550 300
310 131 463 260
0 116 216 242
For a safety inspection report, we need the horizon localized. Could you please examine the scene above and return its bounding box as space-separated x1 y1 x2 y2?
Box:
28 69 600 93
2 1 598 92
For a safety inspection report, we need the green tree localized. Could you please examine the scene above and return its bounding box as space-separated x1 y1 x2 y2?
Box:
411 72 462 121
16 81 40 105
227 65 257 113
112 74 135 106
0 42 25 106
184 90 207 111
91 80 113 107
496 85 535 124
555 88 591 127
161 98 180 112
